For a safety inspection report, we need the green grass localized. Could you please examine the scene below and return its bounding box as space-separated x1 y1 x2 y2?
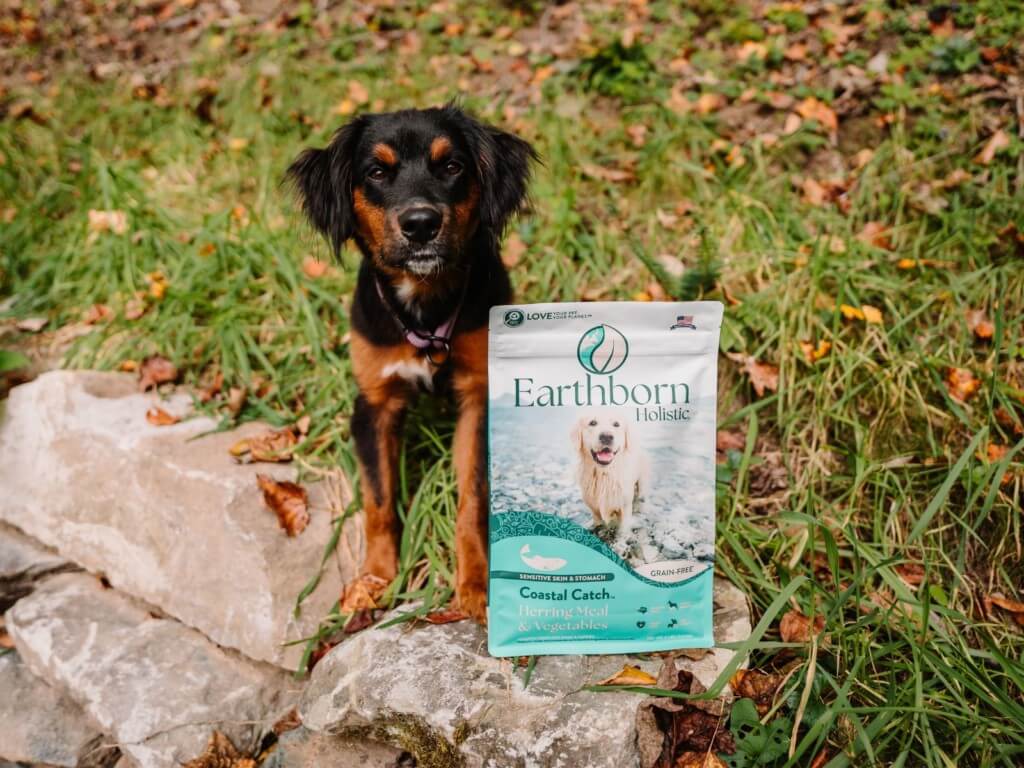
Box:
2 1 1024 765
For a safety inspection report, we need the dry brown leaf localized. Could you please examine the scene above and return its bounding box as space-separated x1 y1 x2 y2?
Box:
974 129 1010 165
145 406 179 426
344 608 377 634
232 429 297 463
729 669 785 716
340 573 389 612
965 309 994 340
15 316 47 332
716 430 746 453
726 353 778 397
87 209 128 235
988 594 1024 614
256 474 309 536
779 609 825 643
695 92 725 115
795 97 838 135
138 355 178 391
800 340 832 363
676 753 728 768
581 163 634 183
272 708 302 736
227 387 246 416
894 562 925 587
182 731 255 768
302 255 329 279
424 608 470 625
857 222 892 249
597 663 658 687
946 368 981 403
295 415 311 436
861 305 883 325
83 303 114 324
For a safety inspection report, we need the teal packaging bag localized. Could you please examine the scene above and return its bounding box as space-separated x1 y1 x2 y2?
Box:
487 301 723 656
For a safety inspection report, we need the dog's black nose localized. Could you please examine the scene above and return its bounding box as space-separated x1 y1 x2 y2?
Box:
598 432 614 445
399 207 442 244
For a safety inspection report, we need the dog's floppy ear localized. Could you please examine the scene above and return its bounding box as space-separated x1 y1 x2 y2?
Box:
286 117 367 256
450 106 538 236
570 419 584 454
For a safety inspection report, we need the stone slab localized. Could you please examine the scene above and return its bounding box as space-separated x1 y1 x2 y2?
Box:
6 573 300 768
0 371 362 668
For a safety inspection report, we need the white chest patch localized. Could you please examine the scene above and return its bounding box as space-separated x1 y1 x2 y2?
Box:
381 357 434 389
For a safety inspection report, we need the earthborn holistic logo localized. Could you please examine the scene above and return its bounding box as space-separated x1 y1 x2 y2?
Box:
503 309 525 328
577 324 629 375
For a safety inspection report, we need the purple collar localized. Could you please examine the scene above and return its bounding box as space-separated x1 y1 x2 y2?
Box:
375 278 466 365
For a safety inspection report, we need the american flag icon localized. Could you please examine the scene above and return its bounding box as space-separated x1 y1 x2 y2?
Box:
670 315 697 330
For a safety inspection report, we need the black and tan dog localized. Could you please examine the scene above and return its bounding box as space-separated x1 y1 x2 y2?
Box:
287 105 536 622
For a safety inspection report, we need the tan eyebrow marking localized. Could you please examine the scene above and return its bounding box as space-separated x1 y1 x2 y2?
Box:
430 136 452 162
372 143 398 165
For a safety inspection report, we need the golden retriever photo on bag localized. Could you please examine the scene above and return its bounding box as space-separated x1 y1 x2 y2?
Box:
571 409 650 534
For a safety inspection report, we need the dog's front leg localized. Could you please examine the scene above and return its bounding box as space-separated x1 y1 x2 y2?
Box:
351 391 407 584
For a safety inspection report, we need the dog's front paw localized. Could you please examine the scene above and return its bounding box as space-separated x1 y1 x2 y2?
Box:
456 581 488 625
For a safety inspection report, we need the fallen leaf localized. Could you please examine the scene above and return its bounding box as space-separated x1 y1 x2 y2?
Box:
0 616 13 649
597 664 659 687
726 353 779 397
676 753 728 768
729 669 785 716
800 339 832 363
695 92 725 115
581 163 634 183
138 355 178 391
301 255 328 279
995 407 1024 436
87 209 128 235
343 608 376 634
783 42 808 61
779 609 825 643
347 79 369 105
198 372 223 403
295 415 311 435
15 317 47 332
256 474 309 536
795 97 838 136
424 608 470 625
716 430 746 453
231 429 298 463
988 594 1024 614
272 708 302 736
227 387 246 416
985 443 1009 462
503 231 527 267
946 368 981 403
83 303 114 324
861 305 883 325
965 309 994 340
626 123 648 147
974 129 1010 165
183 731 256 768
340 573 389 612
894 562 926 587
857 222 892 249
145 406 179 426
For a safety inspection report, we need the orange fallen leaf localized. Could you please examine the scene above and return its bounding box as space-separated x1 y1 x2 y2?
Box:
295 415 311 436
985 443 1009 462
695 92 725 115
974 129 1010 165
138 355 178 391
83 303 114 324
988 594 1024 614
779 609 825 643
227 387 247 416
145 406 179 426
839 304 865 321
256 474 309 536
424 608 470 625
857 221 892 249
726 354 779 398
302 255 329 279
596 663 658 687
965 309 994 340
795 97 838 136
946 368 981 402
347 79 369 105
862 305 883 325
231 428 298 463
581 164 634 183
730 669 785 715
894 562 926 587
340 573 389 612
676 753 728 768
800 339 832 363
183 730 255 768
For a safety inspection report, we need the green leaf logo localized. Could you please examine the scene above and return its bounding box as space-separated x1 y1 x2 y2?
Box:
577 324 628 374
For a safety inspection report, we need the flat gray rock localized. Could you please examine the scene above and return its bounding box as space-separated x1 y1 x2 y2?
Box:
0 370 363 668
6 573 299 768
300 577 751 768
0 651 101 767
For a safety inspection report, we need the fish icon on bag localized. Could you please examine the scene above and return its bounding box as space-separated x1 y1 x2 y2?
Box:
519 544 567 572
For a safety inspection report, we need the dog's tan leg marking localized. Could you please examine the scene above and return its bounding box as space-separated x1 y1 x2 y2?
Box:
350 331 416 583
451 328 489 623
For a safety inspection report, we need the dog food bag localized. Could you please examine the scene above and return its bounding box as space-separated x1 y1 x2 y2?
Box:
487 301 723 655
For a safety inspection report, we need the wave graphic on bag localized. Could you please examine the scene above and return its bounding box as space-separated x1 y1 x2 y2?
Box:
487 301 723 655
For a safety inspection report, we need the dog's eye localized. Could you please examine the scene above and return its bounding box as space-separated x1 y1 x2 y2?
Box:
445 160 463 177
588 420 598 427
367 167 387 182
613 421 620 428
